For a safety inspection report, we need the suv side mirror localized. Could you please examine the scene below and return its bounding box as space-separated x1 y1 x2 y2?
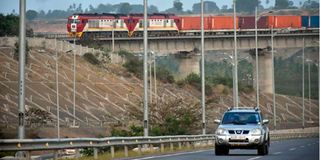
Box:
214 119 221 124
262 119 269 124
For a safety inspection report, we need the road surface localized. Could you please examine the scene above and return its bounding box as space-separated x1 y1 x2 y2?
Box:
131 138 319 160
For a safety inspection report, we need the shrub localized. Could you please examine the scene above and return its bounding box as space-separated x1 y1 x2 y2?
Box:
155 67 175 83
123 57 143 78
83 52 101 65
14 41 30 64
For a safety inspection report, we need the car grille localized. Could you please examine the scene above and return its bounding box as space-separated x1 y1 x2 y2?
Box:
229 138 249 142
228 130 249 134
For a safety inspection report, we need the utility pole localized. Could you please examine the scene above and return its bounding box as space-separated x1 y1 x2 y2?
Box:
200 0 206 135
302 38 305 129
55 38 60 139
18 0 26 140
271 27 276 129
153 52 157 103
233 0 239 107
143 0 149 137
255 7 260 108
73 37 76 127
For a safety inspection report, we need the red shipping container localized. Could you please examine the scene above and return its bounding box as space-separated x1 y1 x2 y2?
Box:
268 16 301 28
180 16 211 30
239 16 268 29
211 16 238 29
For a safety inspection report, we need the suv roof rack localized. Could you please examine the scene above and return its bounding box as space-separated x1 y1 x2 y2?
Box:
228 107 260 111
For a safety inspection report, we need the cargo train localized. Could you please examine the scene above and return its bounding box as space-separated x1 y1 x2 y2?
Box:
67 13 319 39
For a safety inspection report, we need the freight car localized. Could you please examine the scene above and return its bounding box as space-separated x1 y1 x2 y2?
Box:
67 13 319 39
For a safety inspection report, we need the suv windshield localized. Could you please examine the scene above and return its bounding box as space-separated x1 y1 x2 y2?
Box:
222 112 261 125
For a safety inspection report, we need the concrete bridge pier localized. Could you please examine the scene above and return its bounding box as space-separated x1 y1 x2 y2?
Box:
251 50 273 94
176 56 200 80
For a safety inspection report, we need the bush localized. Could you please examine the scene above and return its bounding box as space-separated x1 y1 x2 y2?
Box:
123 57 143 78
185 73 201 89
14 41 30 64
83 52 101 65
80 148 94 157
155 67 175 83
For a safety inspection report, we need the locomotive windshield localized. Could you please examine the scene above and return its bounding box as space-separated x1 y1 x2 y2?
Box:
68 19 80 24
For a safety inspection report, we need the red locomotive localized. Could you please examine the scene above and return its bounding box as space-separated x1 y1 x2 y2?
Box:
67 13 319 38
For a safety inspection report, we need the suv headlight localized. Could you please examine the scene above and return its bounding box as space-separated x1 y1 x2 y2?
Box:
216 128 228 135
250 128 262 135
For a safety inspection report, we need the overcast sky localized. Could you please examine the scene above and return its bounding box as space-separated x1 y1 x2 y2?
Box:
0 0 304 14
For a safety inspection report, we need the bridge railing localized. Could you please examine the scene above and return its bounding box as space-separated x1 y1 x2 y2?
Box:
0 128 318 159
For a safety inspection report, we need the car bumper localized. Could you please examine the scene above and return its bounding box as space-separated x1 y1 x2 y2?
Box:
215 134 264 148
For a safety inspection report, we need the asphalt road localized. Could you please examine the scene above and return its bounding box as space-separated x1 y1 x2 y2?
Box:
131 138 319 160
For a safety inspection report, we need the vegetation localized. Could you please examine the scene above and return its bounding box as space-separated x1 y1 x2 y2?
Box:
275 55 319 99
120 51 143 78
14 41 30 65
0 14 33 36
83 52 101 65
25 106 53 127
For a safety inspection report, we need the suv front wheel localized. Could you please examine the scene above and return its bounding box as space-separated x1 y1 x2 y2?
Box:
257 141 269 155
215 145 229 155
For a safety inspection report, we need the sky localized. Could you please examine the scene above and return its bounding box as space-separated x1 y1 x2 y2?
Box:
0 0 305 14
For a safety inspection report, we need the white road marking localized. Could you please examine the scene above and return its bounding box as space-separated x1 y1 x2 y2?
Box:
273 152 282 155
132 149 212 160
247 156 261 160
289 148 296 151
307 143 311 146
300 145 305 148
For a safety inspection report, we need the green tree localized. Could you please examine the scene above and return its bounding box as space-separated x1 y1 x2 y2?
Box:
302 0 319 9
26 10 38 20
118 3 132 14
236 0 260 13
275 0 290 9
192 1 219 13
173 0 183 12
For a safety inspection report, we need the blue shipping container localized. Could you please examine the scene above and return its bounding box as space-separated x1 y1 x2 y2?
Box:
301 16 319 28
310 16 319 28
302 16 309 27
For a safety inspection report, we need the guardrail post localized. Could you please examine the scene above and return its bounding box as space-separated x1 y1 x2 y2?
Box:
124 145 128 157
75 149 80 159
170 142 174 151
93 148 98 159
110 146 115 158
53 150 59 160
26 151 31 160
160 143 164 152
178 142 182 150
138 144 142 155
186 142 190 149
150 144 154 153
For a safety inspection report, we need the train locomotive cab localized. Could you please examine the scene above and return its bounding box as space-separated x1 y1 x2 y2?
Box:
67 15 86 38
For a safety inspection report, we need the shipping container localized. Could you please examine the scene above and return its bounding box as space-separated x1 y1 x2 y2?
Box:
310 16 320 28
180 16 211 30
211 16 238 29
238 16 268 29
302 16 320 28
268 16 301 28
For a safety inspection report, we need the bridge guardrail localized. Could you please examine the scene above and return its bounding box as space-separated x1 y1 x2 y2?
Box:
0 128 318 159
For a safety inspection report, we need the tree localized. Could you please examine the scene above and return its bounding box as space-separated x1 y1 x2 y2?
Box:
302 0 320 9
192 1 219 13
118 3 132 14
149 5 159 13
173 0 183 12
26 10 38 20
236 0 260 13
275 0 290 9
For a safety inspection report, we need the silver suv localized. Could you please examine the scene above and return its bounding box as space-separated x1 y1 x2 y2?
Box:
214 107 269 155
